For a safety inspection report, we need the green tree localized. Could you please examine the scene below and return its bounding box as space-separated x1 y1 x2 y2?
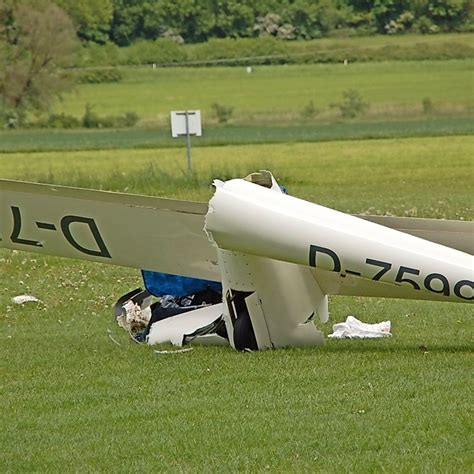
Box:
110 0 145 46
285 0 351 38
207 0 254 38
54 0 113 43
110 0 214 44
156 0 214 43
105 0 473 45
0 0 78 126
427 0 471 30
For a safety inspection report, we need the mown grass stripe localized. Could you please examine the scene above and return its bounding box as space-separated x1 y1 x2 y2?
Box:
1 116 473 153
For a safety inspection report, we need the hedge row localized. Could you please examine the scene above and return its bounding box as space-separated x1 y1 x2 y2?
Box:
75 36 474 69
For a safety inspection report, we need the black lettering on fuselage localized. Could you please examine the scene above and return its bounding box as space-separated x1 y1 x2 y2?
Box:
453 280 474 301
309 245 341 272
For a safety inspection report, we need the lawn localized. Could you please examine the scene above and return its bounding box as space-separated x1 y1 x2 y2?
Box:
57 59 474 124
1 134 473 471
1 116 473 153
1 135 472 218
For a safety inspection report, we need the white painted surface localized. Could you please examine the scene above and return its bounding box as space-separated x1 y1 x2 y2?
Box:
170 110 202 137
205 178 473 303
147 303 224 346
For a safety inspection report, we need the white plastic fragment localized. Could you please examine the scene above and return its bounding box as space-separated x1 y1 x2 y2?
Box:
154 348 193 354
147 303 224 346
11 295 42 305
328 315 391 339
107 329 122 346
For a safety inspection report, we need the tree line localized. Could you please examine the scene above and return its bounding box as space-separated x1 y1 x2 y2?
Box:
1 0 472 127
53 0 473 45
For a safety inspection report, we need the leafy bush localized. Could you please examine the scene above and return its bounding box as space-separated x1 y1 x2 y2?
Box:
1 110 20 129
190 37 290 65
422 97 434 114
123 39 188 65
37 113 81 129
254 13 296 40
76 35 474 69
301 100 319 119
82 104 101 128
211 103 234 123
82 105 140 128
413 16 440 34
76 68 123 84
77 42 122 67
103 112 139 128
122 112 140 127
331 89 369 118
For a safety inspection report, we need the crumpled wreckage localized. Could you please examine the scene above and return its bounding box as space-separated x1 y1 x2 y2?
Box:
115 270 230 348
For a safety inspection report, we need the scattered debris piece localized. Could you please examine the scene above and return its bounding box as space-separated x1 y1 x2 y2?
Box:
328 315 391 339
154 348 193 354
117 300 151 332
11 295 42 305
108 333 122 346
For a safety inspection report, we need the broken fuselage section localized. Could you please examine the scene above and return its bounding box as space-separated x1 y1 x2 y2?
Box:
203 172 472 350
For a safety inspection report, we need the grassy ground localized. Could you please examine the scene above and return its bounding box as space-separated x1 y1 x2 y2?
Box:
280 31 474 49
57 60 474 125
1 255 472 472
1 135 472 219
1 116 473 153
1 134 473 471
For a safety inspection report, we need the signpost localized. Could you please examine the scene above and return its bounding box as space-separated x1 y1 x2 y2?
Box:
170 110 202 177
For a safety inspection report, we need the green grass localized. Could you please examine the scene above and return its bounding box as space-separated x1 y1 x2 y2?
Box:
2 42 473 471
288 32 474 49
1 116 473 153
1 134 473 471
1 135 472 219
1 255 472 472
56 60 474 124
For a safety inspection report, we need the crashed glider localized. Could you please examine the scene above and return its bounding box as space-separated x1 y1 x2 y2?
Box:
0 172 472 350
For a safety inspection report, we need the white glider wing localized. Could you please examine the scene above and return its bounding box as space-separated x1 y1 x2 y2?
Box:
358 214 473 255
0 179 218 281
1 178 472 302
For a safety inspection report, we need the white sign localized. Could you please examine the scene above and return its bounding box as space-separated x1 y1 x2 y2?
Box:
170 110 202 138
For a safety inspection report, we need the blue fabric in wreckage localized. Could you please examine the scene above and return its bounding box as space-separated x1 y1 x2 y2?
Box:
142 270 222 297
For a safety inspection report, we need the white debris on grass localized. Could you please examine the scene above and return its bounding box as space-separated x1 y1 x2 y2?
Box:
154 348 193 354
328 315 391 339
106 329 122 346
11 295 42 305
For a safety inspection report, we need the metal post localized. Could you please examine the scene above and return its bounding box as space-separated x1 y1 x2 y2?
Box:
184 111 192 177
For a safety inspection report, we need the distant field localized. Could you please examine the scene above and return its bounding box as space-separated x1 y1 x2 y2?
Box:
2 116 473 153
1 132 473 472
285 32 474 49
57 60 474 124
1 135 472 219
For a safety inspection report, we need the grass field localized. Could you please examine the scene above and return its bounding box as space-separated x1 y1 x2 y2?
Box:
1 135 472 218
57 60 474 125
1 116 473 153
1 134 473 471
278 31 474 49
